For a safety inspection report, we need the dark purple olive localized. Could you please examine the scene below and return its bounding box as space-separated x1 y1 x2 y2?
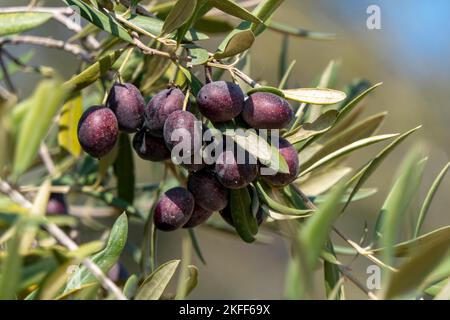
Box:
262 138 299 187
144 87 185 136
187 169 229 212
215 149 258 189
183 204 213 228
196 81 245 122
46 193 68 215
132 130 171 162
242 92 293 129
77 106 118 158
154 187 194 231
163 110 202 157
106 82 145 133
180 153 207 172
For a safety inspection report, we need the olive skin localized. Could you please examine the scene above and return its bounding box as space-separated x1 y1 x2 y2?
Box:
187 169 229 212
163 110 202 156
77 106 118 158
183 205 213 228
144 87 185 136
242 92 293 129
180 154 207 172
215 150 258 189
154 187 195 231
46 193 68 215
196 81 245 122
106 82 145 133
132 130 171 162
262 138 299 187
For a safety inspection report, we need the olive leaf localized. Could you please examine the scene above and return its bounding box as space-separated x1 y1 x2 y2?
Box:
0 12 52 36
214 28 255 59
58 95 83 157
161 0 198 36
113 133 135 204
230 187 256 243
64 0 133 43
209 0 262 24
283 88 346 105
285 110 338 145
135 260 180 300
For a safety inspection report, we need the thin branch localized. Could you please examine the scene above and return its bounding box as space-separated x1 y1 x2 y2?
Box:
0 179 127 300
337 265 378 300
0 35 92 63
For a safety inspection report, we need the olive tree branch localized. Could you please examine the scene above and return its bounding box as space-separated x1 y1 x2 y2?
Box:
0 179 127 300
0 35 92 63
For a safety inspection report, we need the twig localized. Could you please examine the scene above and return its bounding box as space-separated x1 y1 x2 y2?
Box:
0 35 92 63
337 265 378 300
39 144 57 177
130 32 173 59
118 0 157 18
0 179 127 300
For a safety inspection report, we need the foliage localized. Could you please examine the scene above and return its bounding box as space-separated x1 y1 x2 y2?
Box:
0 0 448 300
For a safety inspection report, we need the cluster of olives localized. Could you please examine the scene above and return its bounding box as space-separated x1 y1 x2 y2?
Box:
77 80 300 232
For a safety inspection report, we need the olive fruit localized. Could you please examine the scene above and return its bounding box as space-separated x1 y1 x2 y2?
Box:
196 81 244 122
183 204 213 228
77 106 118 158
215 149 258 189
187 169 229 212
46 193 68 215
144 87 185 136
154 187 194 231
163 110 202 157
106 82 145 133
262 138 299 187
132 130 171 162
242 92 293 129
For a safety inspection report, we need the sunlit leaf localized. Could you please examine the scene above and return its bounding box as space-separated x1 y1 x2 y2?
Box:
285 110 338 145
283 88 346 105
13 80 66 177
64 0 133 42
58 95 82 157
161 0 197 35
0 12 52 36
214 28 255 59
135 260 180 300
209 0 262 24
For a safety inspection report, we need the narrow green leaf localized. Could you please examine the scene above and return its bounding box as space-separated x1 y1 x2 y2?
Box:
247 86 285 97
58 94 82 157
285 110 338 145
13 79 66 177
304 112 387 167
175 265 198 299
256 182 313 217
184 44 209 66
380 150 426 270
224 129 289 174
283 88 346 105
128 14 208 41
230 188 256 243
64 0 133 42
268 21 335 40
209 0 262 24
372 226 450 257
250 0 284 34
296 166 352 196
336 82 383 124
300 134 399 177
214 28 255 59
324 241 343 300
0 12 52 36
0 219 27 299
113 133 135 204
344 126 421 211
188 229 206 265
383 231 450 299
64 213 128 291
135 260 180 300
64 50 123 93
300 181 347 268
123 274 139 299
279 60 296 90
414 162 450 237
161 0 197 35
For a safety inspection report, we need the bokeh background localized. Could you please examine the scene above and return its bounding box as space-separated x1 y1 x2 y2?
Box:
3 0 450 299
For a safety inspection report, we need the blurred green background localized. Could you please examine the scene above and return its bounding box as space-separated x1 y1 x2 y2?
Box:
3 0 450 299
